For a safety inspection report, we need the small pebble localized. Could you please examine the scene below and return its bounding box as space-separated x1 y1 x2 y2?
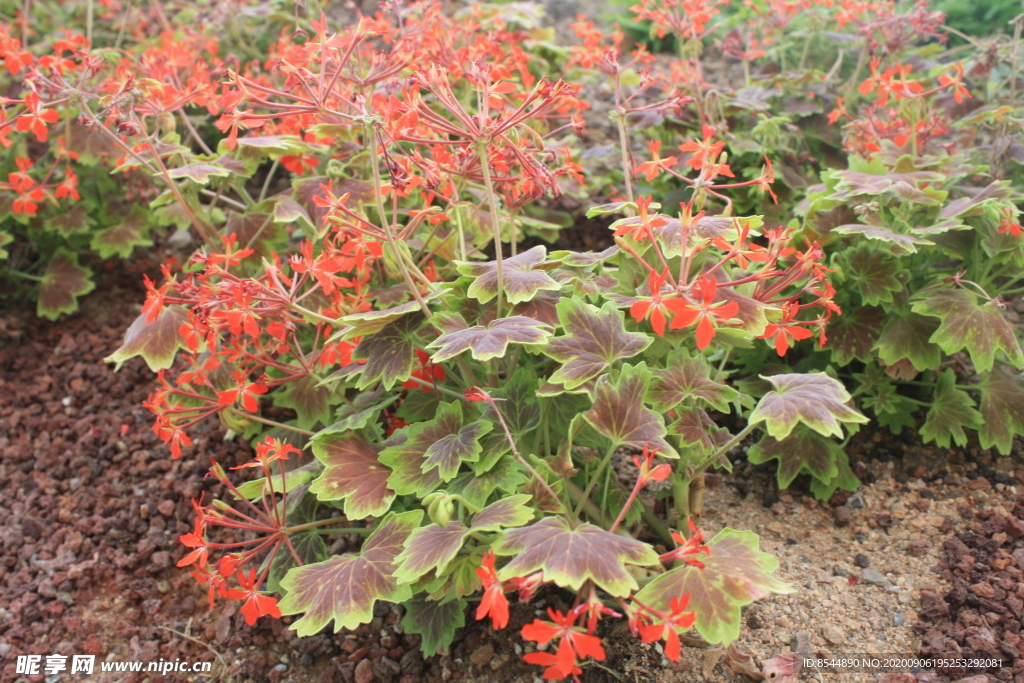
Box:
854 553 870 568
861 568 892 588
893 613 904 626
274 663 288 672
847 493 865 509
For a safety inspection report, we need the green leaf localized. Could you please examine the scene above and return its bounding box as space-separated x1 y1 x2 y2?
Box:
920 369 982 448
105 306 188 372
634 529 793 646
748 425 843 489
584 363 678 457
352 312 424 390
275 376 334 430
428 314 552 362
544 298 652 390
840 244 903 306
911 288 1024 373
669 407 730 456
309 434 396 520
167 162 232 184
808 449 860 501
394 495 533 583
337 295 441 340
277 510 422 636
37 249 95 320
749 373 867 440
235 463 317 500
455 245 560 305
832 224 932 254
402 598 466 657
873 311 942 374
648 348 738 413
447 455 525 508
977 370 1024 455
90 206 152 259
860 384 918 435
380 401 492 494
483 367 540 436
494 517 660 597
824 305 885 366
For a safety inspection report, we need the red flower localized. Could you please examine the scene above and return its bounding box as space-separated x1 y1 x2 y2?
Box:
659 518 711 568
667 275 739 350
998 208 1022 238
16 93 60 142
177 517 209 569
226 568 281 626
638 595 696 661
474 551 509 629
630 269 691 337
521 608 606 680
678 124 725 171
217 371 269 413
759 304 813 356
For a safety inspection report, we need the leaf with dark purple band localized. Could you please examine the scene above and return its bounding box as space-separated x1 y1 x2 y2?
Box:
634 529 793 645
750 373 867 440
584 363 678 458
274 375 334 429
402 597 466 657
543 298 651 390
352 312 425 390
90 206 153 259
494 517 660 596
649 349 738 413
873 311 941 374
840 244 903 306
167 162 232 184
225 210 285 263
428 315 552 362
825 305 885 366
920 369 982 448
48 205 91 235
977 370 1024 455
938 181 1015 219
549 245 620 267
394 495 532 583
670 407 730 456
309 434 395 520
337 294 442 340
911 287 1024 373
37 248 95 320
380 401 492 494
747 425 842 488
511 290 561 326
832 224 932 254
277 510 421 636
455 245 561 305
106 305 188 372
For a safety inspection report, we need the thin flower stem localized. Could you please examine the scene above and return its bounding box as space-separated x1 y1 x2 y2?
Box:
229 410 315 437
694 422 757 474
608 476 645 534
476 140 505 315
286 518 372 534
573 444 618 521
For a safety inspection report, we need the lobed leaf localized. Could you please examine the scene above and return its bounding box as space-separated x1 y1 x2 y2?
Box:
309 434 396 520
274 375 334 430
584 363 678 457
106 305 188 372
278 511 422 636
455 245 560 305
873 311 942 375
748 425 842 489
749 373 867 440
634 529 793 646
648 349 738 413
976 370 1024 455
911 288 1024 373
402 598 467 657
428 315 551 362
352 312 425 390
824 305 885 366
544 298 651 390
494 517 660 597
37 249 95 320
920 369 982 448
90 207 153 259
841 244 903 306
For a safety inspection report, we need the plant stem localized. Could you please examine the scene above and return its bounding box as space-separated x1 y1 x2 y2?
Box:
287 518 371 534
640 501 675 548
476 140 505 315
230 410 315 437
9 270 44 282
573 444 618 520
290 302 339 327
404 375 467 401
694 421 757 474
562 479 630 537
366 123 431 318
614 108 635 204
